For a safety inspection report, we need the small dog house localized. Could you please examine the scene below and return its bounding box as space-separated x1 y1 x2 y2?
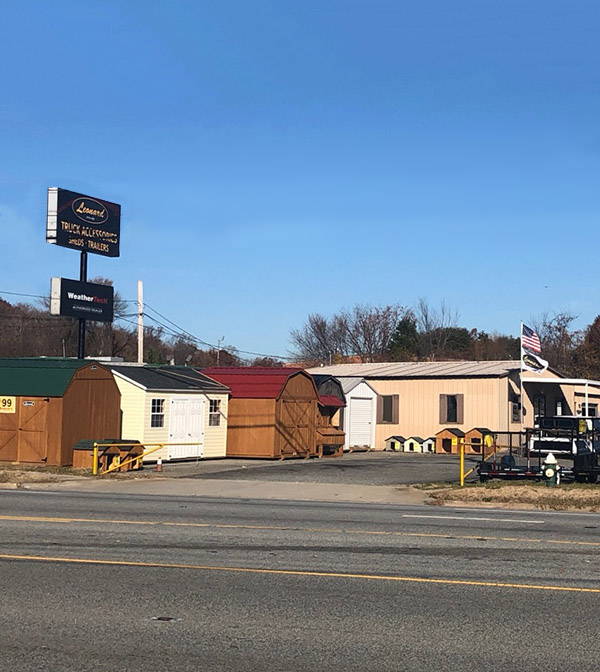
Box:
404 436 424 453
435 428 466 454
385 435 405 451
465 427 493 455
0 358 121 465
422 437 436 453
201 367 321 458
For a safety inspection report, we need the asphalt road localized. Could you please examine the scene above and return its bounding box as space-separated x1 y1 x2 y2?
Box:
1 489 600 671
163 451 480 485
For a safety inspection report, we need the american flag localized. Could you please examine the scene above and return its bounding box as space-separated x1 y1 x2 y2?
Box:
521 324 542 353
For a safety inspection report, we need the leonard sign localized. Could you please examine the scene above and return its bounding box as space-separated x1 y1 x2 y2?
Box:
46 188 121 257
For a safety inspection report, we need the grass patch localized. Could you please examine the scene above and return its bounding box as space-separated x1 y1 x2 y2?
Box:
428 481 600 511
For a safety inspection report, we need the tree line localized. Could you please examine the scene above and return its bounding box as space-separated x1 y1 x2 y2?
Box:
0 280 281 367
290 301 600 379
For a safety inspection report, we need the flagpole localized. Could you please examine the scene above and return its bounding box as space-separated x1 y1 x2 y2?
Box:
519 322 524 428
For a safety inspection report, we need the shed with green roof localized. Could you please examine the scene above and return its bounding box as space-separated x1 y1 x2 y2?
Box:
0 358 121 465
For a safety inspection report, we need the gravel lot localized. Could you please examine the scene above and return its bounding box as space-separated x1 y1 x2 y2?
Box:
161 451 481 485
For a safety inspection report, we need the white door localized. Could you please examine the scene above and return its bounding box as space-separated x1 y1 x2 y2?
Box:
168 397 205 460
349 397 373 449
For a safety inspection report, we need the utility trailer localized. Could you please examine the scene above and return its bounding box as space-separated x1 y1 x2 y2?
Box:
477 418 600 483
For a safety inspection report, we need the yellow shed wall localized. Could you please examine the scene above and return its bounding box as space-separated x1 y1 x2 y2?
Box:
202 393 229 458
113 376 146 442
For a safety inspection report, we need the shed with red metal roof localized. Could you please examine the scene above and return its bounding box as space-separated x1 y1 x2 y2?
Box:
200 367 322 458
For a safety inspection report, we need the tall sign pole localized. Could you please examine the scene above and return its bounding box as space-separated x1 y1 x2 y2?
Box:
137 280 144 364
47 188 121 359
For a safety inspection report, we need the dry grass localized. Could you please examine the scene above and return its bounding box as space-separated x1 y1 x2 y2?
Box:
429 480 600 511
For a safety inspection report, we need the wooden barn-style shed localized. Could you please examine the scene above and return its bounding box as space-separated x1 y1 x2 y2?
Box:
435 428 466 454
404 436 425 453
0 358 120 465
200 367 321 458
465 427 493 454
111 365 230 462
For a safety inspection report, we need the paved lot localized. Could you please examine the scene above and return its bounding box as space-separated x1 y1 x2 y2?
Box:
161 451 481 485
1 490 600 671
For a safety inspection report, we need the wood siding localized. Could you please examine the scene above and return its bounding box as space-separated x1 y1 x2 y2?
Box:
61 365 121 464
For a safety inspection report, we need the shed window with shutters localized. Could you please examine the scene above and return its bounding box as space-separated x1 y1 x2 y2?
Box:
439 394 464 424
377 395 399 424
150 398 165 428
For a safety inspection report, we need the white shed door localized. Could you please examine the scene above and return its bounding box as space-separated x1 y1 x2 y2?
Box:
168 398 204 460
349 397 373 448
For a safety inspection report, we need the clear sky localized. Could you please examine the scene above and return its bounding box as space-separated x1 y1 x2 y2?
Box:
1 1 599 357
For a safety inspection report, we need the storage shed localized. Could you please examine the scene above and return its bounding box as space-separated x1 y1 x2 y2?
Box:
0 358 120 465
201 367 320 458
465 427 493 455
111 365 229 462
404 436 425 453
385 435 405 452
312 375 346 457
422 437 436 453
337 377 378 451
435 428 466 454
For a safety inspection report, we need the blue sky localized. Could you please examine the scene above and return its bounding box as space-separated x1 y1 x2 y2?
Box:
1 1 599 357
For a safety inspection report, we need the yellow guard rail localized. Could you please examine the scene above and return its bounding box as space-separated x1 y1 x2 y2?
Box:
92 442 203 476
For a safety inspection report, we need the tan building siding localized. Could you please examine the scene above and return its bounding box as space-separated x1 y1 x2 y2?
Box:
370 378 505 449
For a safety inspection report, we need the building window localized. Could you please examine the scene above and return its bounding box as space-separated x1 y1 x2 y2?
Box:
533 395 546 418
581 403 598 417
440 394 463 424
150 398 165 428
377 395 399 424
512 401 521 423
555 400 564 416
209 399 221 426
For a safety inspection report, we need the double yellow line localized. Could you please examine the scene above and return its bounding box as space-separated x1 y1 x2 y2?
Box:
1 552 599 594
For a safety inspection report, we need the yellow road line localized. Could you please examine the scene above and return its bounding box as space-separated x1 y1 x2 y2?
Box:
0 552 599 593
0 514 599 549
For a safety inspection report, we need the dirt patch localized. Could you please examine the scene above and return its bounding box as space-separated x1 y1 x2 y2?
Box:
428 481 600 512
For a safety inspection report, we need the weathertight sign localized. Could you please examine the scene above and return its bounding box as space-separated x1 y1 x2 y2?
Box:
50 278 114 323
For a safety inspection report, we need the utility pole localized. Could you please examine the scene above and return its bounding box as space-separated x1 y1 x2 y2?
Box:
77 251 88 359
216 336 224 367
137 280 144 364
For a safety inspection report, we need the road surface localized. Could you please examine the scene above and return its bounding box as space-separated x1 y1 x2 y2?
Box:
1 489 599 671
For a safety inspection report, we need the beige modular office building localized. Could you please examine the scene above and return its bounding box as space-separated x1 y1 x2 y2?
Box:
309 361 579 451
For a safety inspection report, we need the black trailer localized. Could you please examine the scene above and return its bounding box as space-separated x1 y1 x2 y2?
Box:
477 418 600 483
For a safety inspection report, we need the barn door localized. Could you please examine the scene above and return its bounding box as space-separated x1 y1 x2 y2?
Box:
168 397 204 460
279 400 314 457
18 400 48 463
0 396 18 461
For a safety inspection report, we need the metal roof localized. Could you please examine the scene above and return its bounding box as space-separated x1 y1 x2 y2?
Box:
111 365 229 393
0 358 100 397
307 360 521 379
337 376 377 394
200 367 313 399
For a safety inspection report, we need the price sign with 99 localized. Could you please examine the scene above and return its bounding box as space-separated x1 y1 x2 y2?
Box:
0 397 16 414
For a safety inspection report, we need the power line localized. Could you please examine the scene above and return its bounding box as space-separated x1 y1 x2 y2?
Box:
143 303 293 361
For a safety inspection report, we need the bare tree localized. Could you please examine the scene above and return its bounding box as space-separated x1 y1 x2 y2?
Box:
414 299 459 360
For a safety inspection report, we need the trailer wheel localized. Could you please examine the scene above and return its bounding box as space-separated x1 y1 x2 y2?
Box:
575 474 587 483
479 475 489 484
588 473 598 484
